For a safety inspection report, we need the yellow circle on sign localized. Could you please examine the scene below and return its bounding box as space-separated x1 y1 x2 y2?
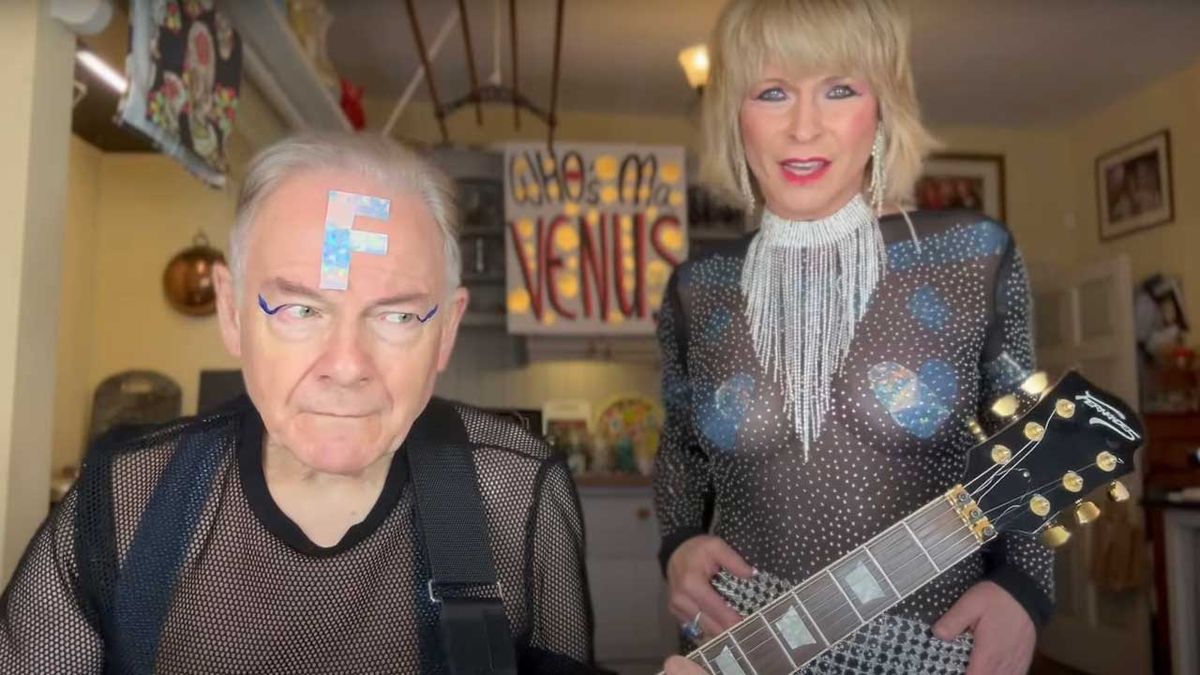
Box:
555 226 580 251
608 311 625 324
566 256 579 270
514 157 528 173
547 183 561 201
508 289 531 314
515 186 527 201
660 227 684 250
595 155 618 181
517 218 535 238
542 312 557 326
601 186 618 204
669 190 684 207
649 293 663 310
622 235 634 251
647 260 670 285
620 215 633 231
586 208 600 224
557 276 579 299
637 186 651 202
645 206 659 222
623 272 635 289
542 156 556 174
661 162 682 183
564 201 581 216
523 243 537 260
623 256 635 271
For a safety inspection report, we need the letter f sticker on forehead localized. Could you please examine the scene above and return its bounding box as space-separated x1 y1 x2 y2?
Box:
320 190 391 290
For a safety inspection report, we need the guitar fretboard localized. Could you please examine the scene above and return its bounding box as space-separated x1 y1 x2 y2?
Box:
686 495 981 674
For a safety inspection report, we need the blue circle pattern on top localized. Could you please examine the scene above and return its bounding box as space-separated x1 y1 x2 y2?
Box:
698 373 756 452
888 220 1008 271
908 285 952 332
868 359 959 439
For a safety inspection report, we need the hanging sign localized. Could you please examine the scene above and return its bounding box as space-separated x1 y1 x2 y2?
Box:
504 142 688 335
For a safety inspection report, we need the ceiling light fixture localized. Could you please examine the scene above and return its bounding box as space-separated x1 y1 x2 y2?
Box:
76 49 128 94
678 44 709 92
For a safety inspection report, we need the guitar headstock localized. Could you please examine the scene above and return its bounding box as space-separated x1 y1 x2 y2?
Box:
963 370 1143 547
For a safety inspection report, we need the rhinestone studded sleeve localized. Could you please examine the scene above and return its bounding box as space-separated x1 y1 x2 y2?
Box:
654 268 718 569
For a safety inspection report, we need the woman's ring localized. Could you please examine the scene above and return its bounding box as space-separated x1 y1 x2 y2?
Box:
681 611 703 641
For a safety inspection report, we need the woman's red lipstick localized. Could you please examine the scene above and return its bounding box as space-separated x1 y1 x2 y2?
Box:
780 158 830 185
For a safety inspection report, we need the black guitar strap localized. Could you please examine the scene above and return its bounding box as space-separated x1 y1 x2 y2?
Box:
407 398 517 675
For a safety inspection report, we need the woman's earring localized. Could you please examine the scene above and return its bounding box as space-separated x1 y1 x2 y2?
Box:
869 127 887 216
738 156 756 214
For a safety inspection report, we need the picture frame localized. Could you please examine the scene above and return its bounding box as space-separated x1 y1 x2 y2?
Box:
915 153 1007 222
1096 129 1174 241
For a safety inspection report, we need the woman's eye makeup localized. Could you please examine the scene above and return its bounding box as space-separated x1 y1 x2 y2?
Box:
827 83 859 99
754 86 787 102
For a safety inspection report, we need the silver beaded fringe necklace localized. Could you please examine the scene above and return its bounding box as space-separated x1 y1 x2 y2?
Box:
740 194 888 460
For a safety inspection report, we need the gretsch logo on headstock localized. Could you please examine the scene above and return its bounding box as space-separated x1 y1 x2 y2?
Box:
1074 391 1140 442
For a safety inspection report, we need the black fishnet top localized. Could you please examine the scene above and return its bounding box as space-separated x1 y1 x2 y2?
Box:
654 211 1055 630
0 396 594 674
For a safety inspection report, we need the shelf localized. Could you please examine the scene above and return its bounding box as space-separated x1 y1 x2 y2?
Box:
222 1 350 131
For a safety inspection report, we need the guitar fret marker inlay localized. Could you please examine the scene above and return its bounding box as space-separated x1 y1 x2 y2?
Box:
714 646 747 675
775 606 816 649
842 560 885 604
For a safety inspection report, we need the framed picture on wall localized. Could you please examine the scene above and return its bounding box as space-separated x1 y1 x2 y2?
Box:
915 153 1007 221
1096 129 1174 241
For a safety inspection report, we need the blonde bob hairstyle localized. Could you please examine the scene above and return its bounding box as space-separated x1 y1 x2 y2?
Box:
700 0 937 210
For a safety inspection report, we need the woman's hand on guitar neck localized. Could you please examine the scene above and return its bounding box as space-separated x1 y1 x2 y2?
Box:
666 535 754 638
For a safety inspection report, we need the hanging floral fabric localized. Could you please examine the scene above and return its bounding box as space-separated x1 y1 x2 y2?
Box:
120 0 242 187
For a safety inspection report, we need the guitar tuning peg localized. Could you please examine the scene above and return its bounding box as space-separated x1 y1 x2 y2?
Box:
990 395 1019 419
1040 524 1072 548
966 418 988 444
1107 481 1130 503
1074 500 1101 525
1019 371 1049 399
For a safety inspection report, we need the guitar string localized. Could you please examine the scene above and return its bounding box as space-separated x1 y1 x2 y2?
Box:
686 398 1121 668
692 449 1103 667
692 506 979 662
687 522 985 671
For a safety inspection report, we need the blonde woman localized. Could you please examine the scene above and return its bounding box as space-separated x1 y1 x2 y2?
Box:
656 1 1050 673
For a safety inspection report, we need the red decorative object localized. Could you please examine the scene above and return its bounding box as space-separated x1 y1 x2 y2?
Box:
340 78 365 130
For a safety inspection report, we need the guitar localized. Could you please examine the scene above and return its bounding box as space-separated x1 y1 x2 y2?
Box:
673 370 1143 675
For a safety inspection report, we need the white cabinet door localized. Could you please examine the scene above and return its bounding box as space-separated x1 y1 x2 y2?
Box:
1029 255 1152 675
580 486 677 672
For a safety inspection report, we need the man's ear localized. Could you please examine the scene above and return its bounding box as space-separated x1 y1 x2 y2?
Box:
213 262 242 358
435 286 469 372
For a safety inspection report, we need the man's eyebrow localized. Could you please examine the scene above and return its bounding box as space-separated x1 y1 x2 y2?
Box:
367 292 432 310
261 277 325 301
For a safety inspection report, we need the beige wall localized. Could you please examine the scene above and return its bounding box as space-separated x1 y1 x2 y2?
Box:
1064 59 1200 327
53 137 103 472
86 153 239 435
0 0 74 578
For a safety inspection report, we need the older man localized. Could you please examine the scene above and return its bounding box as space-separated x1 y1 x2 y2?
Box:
0 133 594 673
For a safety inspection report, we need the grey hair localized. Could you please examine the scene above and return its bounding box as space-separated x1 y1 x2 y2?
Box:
229 132 461 294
